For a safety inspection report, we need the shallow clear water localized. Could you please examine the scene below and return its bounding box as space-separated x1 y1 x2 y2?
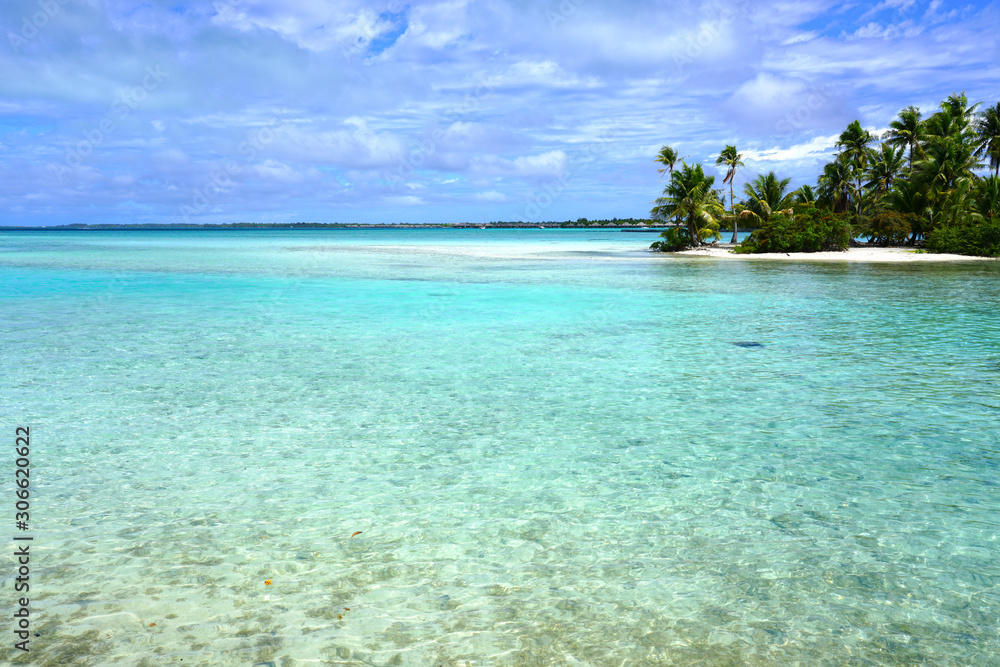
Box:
1 229 999 666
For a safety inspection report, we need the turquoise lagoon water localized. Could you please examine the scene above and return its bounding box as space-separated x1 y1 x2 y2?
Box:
1 228 999 666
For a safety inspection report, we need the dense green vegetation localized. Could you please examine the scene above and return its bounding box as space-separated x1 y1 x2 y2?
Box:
734 206 852 253
926 219 1000 256
651 93 1000 257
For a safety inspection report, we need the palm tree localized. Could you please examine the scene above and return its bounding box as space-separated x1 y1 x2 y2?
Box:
884 106 924 171
836 120 875 224
837 120 875 166
917 127 983 198
939 178 983 228
939 92 980 132
975 102 1000 178
883 178 932 243
923 108 964 142
715 144 745 243
654 146 681 183
917 94 982 197
818 159 855 214
739 171 794 226
651 162 724 246
794 184 817 204
865 143 906 200
973 176 1000 220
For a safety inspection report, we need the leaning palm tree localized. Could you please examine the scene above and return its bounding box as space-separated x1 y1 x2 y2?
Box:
884 105 924 171
975 102 1000 178
715 144 745 243
654 146 682 183
739 171 794 226
651 162 724 247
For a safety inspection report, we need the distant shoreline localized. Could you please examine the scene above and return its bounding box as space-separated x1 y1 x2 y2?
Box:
0 222 670 231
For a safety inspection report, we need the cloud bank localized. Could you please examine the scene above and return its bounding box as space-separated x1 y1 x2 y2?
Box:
1 0 997 224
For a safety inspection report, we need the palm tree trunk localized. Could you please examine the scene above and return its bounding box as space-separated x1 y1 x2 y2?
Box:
687 217 699 247
729 182 737 244
855 176 863 228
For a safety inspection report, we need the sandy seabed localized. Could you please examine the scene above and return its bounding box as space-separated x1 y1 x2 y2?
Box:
672 244 997 262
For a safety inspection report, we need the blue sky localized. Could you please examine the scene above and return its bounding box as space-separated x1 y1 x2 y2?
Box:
1 0 997 225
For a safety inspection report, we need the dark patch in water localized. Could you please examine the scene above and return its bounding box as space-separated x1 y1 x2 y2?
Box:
734 341 764 348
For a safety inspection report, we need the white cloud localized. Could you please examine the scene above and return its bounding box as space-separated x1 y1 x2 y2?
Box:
744 134 840 163
470 150 567 179
473 190 508 202
723 73 852 135
253 160 304 183
284 118 406 169
848 21 923 40
396 0 469 50
490 60 598 89
209 0 399 54
383 195 424 206
782 31 819 45
924 0 959 24
860 0 918 21
853 22 889 38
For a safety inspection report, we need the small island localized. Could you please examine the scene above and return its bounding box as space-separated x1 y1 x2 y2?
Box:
649 93 1000 258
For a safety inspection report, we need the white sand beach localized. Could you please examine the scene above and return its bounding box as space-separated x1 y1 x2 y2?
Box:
671 244 997 262
294 241 997 263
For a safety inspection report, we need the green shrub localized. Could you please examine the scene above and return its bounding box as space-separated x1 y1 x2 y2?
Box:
650 227 691 252
735 207 851 253
858 210 915 245
925 219 1000 257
